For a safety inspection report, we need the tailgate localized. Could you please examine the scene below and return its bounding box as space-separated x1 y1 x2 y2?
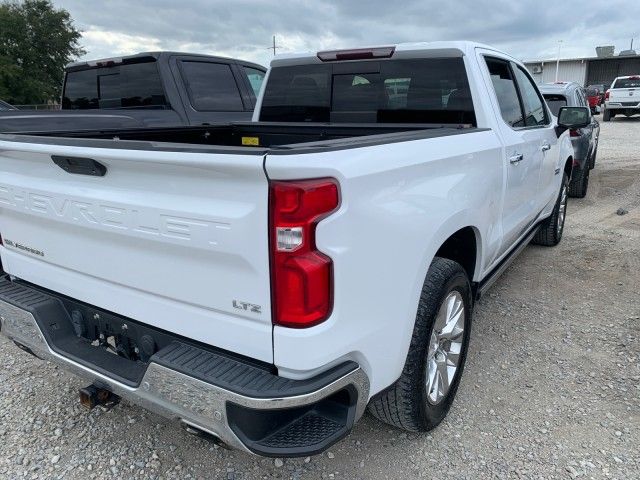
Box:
0 138 273 362
610 88 640 103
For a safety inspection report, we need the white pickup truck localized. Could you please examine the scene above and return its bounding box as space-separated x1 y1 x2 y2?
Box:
603 75 640 121
0 42 589 457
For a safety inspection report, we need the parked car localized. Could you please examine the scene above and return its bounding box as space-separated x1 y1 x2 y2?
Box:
585 86 603 114
586 84 606 111
0 41 587 457
603 75 640 121
540 82 600 197
0 99 16 110
0 51 266 133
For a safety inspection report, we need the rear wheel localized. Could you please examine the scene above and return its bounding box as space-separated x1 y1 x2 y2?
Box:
603 109 612 122
568 165 589 198
532 173 569 246
368 257 472 432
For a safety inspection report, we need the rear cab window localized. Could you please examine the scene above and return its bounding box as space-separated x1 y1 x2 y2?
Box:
179 61 244 111
612 77 640 88
63 60 168 109
542 95 568 117
259 58 476 125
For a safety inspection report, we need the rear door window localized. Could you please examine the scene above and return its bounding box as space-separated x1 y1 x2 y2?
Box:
179 61 244 111
484 57 524 127
63 61 167 109
260 58 475 125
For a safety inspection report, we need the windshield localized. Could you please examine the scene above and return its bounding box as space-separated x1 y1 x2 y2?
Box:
612 78 640 89
542 94 567 116
63 60 168 109
260 58 476 125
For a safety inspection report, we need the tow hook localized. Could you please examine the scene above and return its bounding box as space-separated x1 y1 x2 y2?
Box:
79 384 120 411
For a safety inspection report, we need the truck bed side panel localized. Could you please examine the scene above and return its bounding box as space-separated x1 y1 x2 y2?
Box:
266 130 504 395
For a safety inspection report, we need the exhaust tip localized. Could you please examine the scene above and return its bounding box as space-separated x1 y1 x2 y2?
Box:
180 420 229 449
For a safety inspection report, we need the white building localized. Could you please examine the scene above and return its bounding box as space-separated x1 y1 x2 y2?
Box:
524 54 640 87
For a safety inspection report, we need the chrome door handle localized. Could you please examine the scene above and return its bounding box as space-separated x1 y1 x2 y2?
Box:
509 153 524 164
541 143 551 152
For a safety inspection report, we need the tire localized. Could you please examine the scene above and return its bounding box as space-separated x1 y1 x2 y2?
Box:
532 173 568 246
568 165 589 198
368 257 472 432
603 109 611 122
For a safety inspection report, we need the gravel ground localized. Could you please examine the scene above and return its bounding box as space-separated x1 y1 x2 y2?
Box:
1 117 639 479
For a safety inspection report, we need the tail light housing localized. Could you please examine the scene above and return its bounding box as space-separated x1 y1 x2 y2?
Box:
269 178 340 328
570 129 580 137
605 90 610 100
317 46 395 62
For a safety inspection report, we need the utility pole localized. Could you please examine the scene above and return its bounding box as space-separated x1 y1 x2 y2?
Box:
555 40 563 82
268 35 282 56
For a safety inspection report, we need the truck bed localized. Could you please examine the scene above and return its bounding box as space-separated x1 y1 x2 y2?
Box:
3 122 480 153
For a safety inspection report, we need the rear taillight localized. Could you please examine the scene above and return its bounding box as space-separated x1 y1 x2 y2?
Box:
269 178 340 328
570 129 580 137
605 90 610 100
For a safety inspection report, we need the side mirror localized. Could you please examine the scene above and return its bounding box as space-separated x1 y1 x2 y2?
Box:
556 106 590 135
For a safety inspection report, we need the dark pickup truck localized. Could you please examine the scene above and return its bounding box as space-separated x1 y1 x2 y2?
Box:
0 51 266 133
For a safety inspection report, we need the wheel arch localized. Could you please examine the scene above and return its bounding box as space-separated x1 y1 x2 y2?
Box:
433 226 481 282
564 156 573 180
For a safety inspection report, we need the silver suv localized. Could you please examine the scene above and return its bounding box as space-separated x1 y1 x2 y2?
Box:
539 82 600 198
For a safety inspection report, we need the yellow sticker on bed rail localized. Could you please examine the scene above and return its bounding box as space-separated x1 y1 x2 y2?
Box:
242 136 260 146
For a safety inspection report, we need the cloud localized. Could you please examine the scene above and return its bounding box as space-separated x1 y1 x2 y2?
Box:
53 0 640 67
82 29 163 56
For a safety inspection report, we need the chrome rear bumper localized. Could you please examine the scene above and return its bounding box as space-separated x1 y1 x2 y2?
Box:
0 286 369 456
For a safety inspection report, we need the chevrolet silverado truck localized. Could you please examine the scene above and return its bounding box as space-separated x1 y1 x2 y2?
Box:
0 42 589 457
0 51 266 133
603 75 640 121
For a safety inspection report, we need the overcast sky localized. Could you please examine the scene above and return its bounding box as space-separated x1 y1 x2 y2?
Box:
52 0 639 67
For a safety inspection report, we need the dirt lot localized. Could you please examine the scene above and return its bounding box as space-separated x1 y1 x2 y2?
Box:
1 117 638 479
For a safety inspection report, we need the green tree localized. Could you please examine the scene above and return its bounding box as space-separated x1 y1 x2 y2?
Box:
0 0 85 105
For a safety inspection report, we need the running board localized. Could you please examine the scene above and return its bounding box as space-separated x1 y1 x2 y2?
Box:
474 225 540 300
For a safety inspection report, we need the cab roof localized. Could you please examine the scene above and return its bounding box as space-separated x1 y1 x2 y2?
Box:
66 51 265 72
538 82 581 93
270 41 516 67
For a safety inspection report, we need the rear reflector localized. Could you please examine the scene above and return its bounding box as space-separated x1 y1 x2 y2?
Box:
317 46 395 62
269 179 340 328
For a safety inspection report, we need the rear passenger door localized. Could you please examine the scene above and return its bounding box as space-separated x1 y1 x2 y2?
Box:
482 56 547 255
170 56 255 124
511 66 559 215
